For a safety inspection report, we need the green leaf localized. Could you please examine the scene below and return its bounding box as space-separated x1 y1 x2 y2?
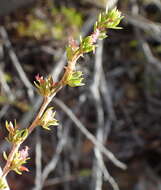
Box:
95 8 123 32
80 36 96 53
13 168 22 175
39 107 59 130
3 151 8 161
66 46 74 61
67 71 85 87
19 129 28 141
0 178 7 189
98 32 107 40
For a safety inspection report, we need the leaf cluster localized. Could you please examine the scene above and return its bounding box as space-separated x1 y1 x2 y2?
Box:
38 107 59 130
34 75 59 97
66 71 85 87
5 121 28 144
0 178 7 189
3 150 30 175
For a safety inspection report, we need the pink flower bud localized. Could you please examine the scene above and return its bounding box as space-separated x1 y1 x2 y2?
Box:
35 74 44 84
19 146 29 161
52 82 58 87
68 37 79 50
91 29 100 43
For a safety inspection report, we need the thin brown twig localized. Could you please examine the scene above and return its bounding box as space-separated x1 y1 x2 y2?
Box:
0 96 53 179
53 98 127 170
91 40 119 190
28 96 53 133
33 129 42 190
0 26 34 100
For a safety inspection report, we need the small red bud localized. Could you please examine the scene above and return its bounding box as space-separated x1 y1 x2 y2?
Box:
19 166 29 172
52 82 58 87
68 37 79 50
91 29 100 43
35 74 44 84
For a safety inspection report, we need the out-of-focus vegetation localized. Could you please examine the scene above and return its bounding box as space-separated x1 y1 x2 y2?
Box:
16 1 83 40
0 96 30 112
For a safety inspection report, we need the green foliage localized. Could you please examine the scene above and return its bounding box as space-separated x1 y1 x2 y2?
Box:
0 178 7 189
66 7 123 63
129 40 138 48
51 7 83 40
94 7 123 30
18 17 48 39
51 24 64 40
16 4 83 40
34 75 59 97
67 71 85 87
10 147 30 175
0 96 30 112
3 73 12 83
78 169 92 177
66 37 79 61
66 46 77 62
38 107 58 130
65 7 123 88
3 147 30 175
61 7 83 28
80 36 96 53
5 121 28 144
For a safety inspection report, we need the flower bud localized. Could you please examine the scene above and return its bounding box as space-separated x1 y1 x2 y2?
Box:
34 75 58 97
5 120 28 144
38 107 59 130
10 146 30 175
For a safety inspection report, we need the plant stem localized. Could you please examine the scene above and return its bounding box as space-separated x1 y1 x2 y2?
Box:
1 52 79 180
28 96 52 133
60 52 82 85
1 95 54 178
2 144 20 178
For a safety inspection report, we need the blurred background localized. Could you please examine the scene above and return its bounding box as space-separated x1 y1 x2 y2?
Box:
0 0 161 189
